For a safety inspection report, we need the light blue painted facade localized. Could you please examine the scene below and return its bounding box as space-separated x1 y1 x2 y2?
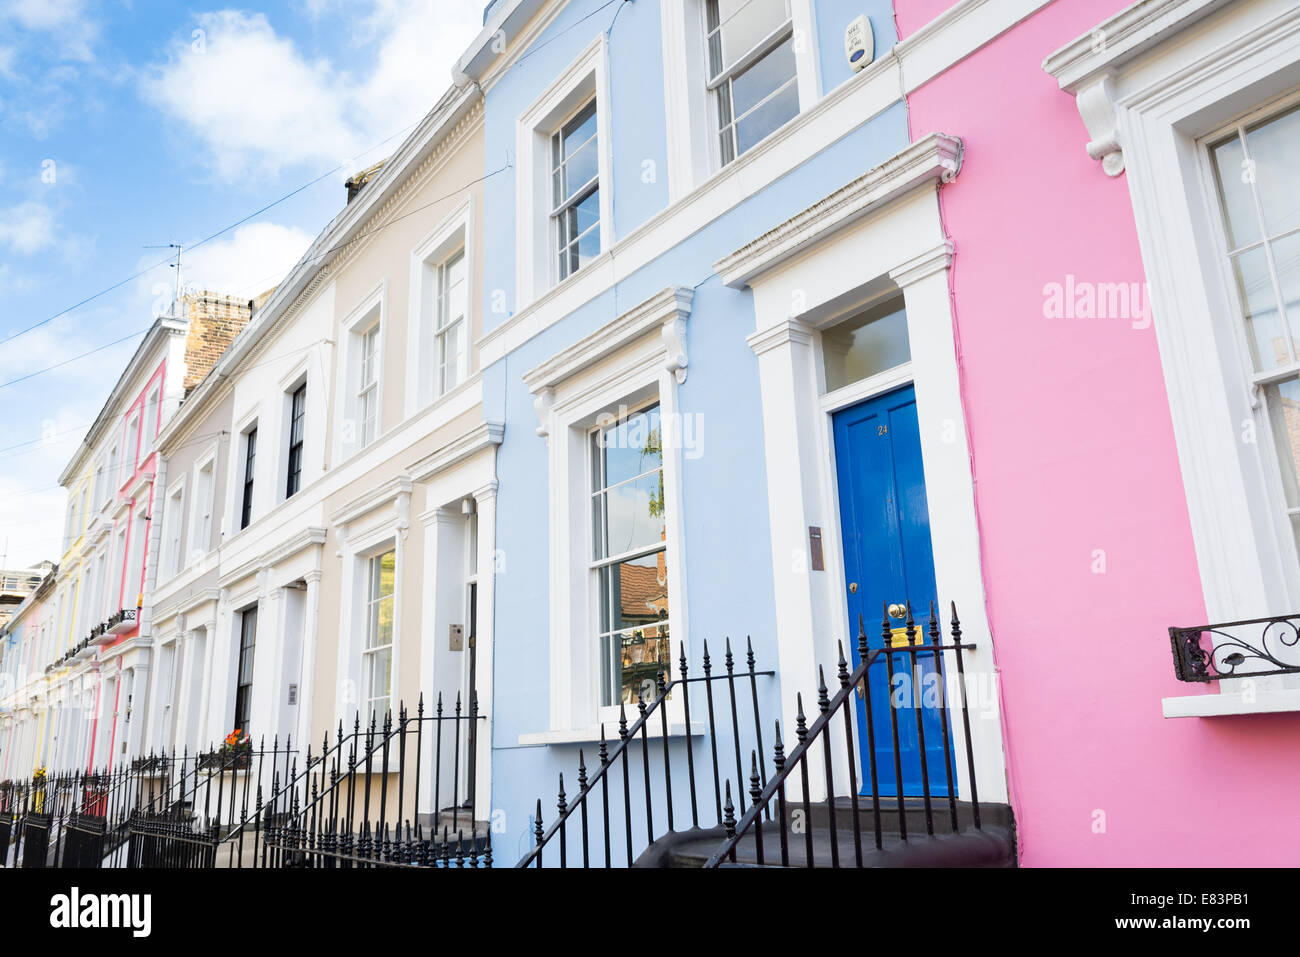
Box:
472 0 909 864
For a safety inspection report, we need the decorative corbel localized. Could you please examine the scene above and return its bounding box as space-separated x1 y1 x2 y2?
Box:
661 314 688 384
395 490 411 542
335 522 350 559
533 387 554 439
1075 73 1124 177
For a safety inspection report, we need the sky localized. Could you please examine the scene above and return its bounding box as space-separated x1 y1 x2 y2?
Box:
0 0 487 569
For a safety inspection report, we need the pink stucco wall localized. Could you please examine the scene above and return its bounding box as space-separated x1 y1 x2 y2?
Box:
898 0 1300 865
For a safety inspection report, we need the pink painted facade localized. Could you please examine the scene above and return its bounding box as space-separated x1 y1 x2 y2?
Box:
897 0 1300 865
87 358 165 772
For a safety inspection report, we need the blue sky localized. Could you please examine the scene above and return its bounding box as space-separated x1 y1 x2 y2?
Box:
0 1 486 568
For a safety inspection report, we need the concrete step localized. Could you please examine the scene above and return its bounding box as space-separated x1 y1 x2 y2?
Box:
635 801 1016 868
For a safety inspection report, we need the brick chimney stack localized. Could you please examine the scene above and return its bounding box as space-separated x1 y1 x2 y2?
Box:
180 291 264 394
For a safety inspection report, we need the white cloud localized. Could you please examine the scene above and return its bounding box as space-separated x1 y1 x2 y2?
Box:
130 221 315 316
140 11 358 181
0 0 98 62
0 200 56 254
141 2 485 183
184 221 315 299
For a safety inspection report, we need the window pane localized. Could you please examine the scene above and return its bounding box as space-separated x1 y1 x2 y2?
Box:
556 104 599 205
596 405 662 488
561 103 598 161
1211 134 1261 250
1230 245 1291 370
1274 232 1300 339
599 552 670 707
822 296 912 392
1244 104 1300 238
367 647 392 703
573 188 600 236
709 0 790 78
576 219 601 267
594 473 666 559
600 552 669 635
731 34 797 120
1265 378 1300 507
735 75 799 155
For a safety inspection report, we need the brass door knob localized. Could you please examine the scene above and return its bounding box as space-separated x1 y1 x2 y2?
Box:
888 603 908 620
849 582 858 593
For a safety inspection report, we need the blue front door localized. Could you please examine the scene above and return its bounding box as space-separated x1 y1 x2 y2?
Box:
832 385 950 796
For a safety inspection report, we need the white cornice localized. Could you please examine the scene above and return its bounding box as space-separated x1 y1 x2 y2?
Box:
406 422 505 484
746 320 815 358
1042 0 1234 91
889 241 956 288
522 285 694 400
329 477 413 528
218 527 327 590
715 133 962 289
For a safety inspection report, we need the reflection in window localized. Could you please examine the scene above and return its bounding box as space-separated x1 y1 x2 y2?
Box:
1210 103 1300 556
363 549 396 720
436 249 467 396
821 295 911 393
590 404 670 707
706 0 798 164
552 101 601 282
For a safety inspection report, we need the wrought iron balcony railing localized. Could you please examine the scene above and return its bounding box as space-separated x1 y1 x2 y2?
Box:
1170 614 1300 682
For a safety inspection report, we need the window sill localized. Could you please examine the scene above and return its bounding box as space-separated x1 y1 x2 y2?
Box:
1163 686 1300 718
518 721 706 747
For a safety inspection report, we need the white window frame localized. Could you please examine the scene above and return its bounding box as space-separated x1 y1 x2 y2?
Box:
522 287 692 739
587 399 673 718
279 366 309 503
105 443 119 504
337 284 385 462
1045 0 1300 714
408 200 473 415
659 0 821 200
126 413 141 472
190 444 218 563
142 385 160 456
515 35 614 307
234 416 259 534
361 548 397 721
336 523 403 725
162 475 186 582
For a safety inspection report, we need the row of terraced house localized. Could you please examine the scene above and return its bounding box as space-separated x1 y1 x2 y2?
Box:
3 0 1300 867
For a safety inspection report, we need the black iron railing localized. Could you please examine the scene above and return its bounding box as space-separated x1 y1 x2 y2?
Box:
1170 614 1300 682
516 638 776 867
707 603 979 867
0 694 488 870
258 693 488 868
521 603 1000 868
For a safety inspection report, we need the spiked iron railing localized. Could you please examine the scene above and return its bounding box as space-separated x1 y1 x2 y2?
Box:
1 693 487 869
516 638 776 867
707 602 980 867
259 693 488 868
520 603 995 868
0 739 300 868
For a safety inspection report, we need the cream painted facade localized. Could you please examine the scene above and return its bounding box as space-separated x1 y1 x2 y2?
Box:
148 86 495 821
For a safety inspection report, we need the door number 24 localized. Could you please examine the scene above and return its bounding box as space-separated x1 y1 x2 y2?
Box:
877 425 888 436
